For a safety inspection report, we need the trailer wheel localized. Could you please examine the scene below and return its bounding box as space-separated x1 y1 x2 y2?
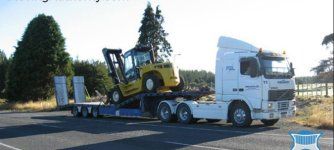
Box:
261 119 279 126
82 106 90 118
231 103 252 127
176 104 194 124
72 106 81 117
109 88 123 104
158 103 176 123
92 107 100 118
206 119 221 123
143 74 160 92
170 76 185 92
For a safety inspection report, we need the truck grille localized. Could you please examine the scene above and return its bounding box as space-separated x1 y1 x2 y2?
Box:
278 102 289 111
269 89 295 101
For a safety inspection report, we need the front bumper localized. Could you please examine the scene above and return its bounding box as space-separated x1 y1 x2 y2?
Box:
253 108 296 120
252 100 296 120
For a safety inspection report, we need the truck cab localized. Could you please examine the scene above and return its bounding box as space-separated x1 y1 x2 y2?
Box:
214 36 296 126
158 36 296 127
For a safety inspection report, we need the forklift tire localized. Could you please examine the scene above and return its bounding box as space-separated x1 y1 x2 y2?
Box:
170 76 185 92
109 88 123 105
143 74 160 92
230 103 252 127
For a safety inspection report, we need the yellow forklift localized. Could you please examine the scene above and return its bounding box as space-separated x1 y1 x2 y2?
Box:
102 45 184 104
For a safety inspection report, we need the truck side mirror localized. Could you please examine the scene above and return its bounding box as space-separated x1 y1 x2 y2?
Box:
290 62 295 76
250 59 259 78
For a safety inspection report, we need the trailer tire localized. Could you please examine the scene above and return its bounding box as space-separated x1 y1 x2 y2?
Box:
72 106 81 117
82 106 90 118
143 74 160 92
230 103 252 127
176 104 195 124
206 119 221 123
92 107 100 118
158 103 176 123
261 119 279 126
109 87 123 105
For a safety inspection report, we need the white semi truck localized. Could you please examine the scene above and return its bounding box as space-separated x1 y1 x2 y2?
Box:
70 36 296 127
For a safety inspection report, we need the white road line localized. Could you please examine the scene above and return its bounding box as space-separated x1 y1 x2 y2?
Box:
124 122 334 142
66 116 334 141
165 141 229 150
0 142 22 150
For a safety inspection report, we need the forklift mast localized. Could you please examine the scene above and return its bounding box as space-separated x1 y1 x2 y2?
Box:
102 48 127 84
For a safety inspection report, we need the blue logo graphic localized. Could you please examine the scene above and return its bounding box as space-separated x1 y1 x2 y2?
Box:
289 130 322 150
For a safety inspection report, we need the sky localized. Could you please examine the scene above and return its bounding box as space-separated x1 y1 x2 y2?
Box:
0 0 333 77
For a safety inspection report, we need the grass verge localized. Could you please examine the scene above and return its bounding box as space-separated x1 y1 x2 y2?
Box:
0 98 57 112
289 96 333 129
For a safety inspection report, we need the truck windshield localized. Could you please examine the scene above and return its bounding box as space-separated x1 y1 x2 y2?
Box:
261 57 293 79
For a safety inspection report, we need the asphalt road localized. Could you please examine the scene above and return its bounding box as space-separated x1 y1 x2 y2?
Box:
0 111 332 150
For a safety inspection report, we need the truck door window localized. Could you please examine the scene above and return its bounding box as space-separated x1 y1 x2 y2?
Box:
240 60 251 76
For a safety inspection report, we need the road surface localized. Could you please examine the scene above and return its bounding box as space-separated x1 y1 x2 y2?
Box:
0 111 332 150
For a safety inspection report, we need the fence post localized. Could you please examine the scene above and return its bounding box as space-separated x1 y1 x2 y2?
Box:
325 82 328 97
297 84 300 96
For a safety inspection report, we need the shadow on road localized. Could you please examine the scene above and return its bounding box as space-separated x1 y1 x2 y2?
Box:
0 112 280 150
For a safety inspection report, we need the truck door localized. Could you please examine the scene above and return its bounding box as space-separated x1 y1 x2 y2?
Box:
222 54 239 96
238 55 262 109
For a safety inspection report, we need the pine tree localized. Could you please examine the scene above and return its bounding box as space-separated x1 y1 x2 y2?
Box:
137 3 172 60
6 14 73 101
0 50 8 97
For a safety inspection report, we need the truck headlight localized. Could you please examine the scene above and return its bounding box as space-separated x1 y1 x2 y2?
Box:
268 103 274 109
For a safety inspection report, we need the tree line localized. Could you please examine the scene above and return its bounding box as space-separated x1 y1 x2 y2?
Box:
0 3 188 102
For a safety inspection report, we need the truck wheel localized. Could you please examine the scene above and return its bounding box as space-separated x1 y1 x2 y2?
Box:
92 107 100 118
176 104 194 124
170 76 185 92
82 106 90 118
143 74 160 92
109 88 123 105
261 119 279 126
206 119 221 123
158 103 176 123
231 103 252 127
72 106 81 117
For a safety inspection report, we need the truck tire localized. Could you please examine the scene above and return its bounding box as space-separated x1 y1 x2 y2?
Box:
176 104 195 124
82 106 90 118
261 119 279 126
206 119 221 123
109 88 123 105
143 74 160 92
158 103 176 123
72 106 81 117
230 103 252 127
170 76 185 92
92 107 100 118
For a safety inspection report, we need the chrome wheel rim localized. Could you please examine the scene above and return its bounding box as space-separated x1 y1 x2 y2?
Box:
146 79 154 91
234 108 246 124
